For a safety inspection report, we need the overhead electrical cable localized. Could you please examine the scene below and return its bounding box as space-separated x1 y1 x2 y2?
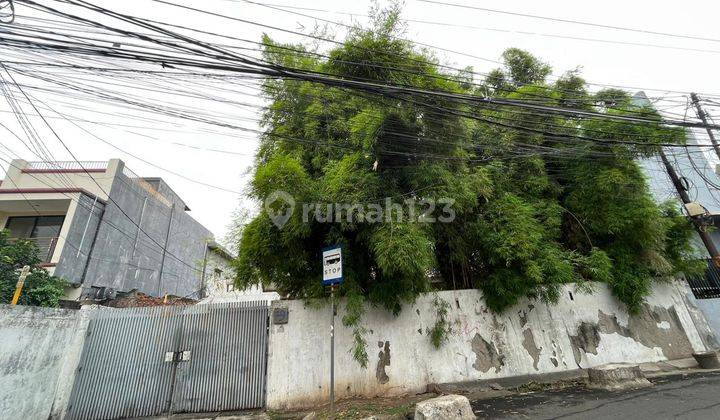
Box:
416 0 720 44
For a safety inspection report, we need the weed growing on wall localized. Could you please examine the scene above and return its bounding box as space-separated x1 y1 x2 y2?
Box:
427 295 452 349
343 291 369 367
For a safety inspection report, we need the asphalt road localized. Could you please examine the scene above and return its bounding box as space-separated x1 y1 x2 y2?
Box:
471 371 720 419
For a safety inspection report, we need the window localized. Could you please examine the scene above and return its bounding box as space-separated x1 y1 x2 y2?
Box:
5 216 65 262
5 215 64 239
5 217 34 238
226 283 236 292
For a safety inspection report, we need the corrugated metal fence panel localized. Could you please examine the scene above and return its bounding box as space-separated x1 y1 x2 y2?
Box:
688 258 720 299
65 302 269 420
171 301 269 413
66 306 183 420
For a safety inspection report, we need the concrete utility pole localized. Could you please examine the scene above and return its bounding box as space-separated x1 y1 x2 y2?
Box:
10 265 31 305
659 150 720 266
690 93 720 162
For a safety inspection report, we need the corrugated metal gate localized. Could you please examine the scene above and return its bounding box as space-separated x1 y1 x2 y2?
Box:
65 301 269 420
687 258 720 299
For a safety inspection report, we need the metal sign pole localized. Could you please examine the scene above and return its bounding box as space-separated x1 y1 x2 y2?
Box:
322 245 342 419
330 282 336 418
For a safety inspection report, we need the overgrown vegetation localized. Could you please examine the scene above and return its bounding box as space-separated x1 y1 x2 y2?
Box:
0 230 68 307
234 4 703 362
427 295 452 348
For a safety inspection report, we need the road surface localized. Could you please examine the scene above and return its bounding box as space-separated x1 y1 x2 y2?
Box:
471 371 720 419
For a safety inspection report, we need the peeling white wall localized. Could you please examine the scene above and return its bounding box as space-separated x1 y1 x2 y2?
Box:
1 282 712 416
691 297 720 342
266 281 710 410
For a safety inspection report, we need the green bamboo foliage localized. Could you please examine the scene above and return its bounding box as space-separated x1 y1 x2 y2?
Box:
233 5 703 363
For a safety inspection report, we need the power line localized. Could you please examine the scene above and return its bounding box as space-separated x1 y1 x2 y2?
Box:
3 31 716 133
417 0 720 44
6 0 720 204
236 1 720 55
10 0 720 102
1 62 207 275
3 1 716 118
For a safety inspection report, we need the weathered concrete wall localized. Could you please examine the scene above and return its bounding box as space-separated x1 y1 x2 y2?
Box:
82 166 211 298
0 305 88 420
693 298 720 343
266 281 711 410
160 205 212 298
82 169 169 296
54 194 105 285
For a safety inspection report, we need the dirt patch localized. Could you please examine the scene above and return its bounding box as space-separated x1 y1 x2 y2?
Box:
274 393 434 419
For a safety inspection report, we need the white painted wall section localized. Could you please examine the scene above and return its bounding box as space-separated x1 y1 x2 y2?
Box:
266 281 711 410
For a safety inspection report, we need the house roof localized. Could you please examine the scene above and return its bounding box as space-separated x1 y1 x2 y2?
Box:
208 240 235 260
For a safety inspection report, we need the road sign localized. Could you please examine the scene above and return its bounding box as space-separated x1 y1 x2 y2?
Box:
322 246 342 417
322 246 343 285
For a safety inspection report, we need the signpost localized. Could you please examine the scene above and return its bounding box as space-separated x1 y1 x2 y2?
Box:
322 246 343 418
322 246 343 285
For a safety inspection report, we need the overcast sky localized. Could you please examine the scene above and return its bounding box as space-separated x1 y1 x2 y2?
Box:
1 0 719 243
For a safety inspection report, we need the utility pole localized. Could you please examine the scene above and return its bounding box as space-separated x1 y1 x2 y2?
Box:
11 265 31 305
659 149 720 266
690 93 720 162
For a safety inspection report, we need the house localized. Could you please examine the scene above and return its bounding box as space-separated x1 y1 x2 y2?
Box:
199 240 279 304
0 158 250 305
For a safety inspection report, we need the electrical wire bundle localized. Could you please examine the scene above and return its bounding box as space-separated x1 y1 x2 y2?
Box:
2 0 720 296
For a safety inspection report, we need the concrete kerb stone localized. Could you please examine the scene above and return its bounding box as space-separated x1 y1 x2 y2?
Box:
414 395 474 420
428 368 587 396
693 351 720 369
586 363 652 391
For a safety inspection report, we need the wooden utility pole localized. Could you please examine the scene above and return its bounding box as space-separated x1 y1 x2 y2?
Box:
690 92 720 162
659 150 720 266
10 265 31 305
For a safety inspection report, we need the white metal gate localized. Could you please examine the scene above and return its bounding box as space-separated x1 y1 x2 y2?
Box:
65 301 269 420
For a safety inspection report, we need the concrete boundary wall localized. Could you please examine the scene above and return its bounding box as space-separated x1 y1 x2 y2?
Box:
0 305 91 420
1 282 715 417
266 281 713 410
